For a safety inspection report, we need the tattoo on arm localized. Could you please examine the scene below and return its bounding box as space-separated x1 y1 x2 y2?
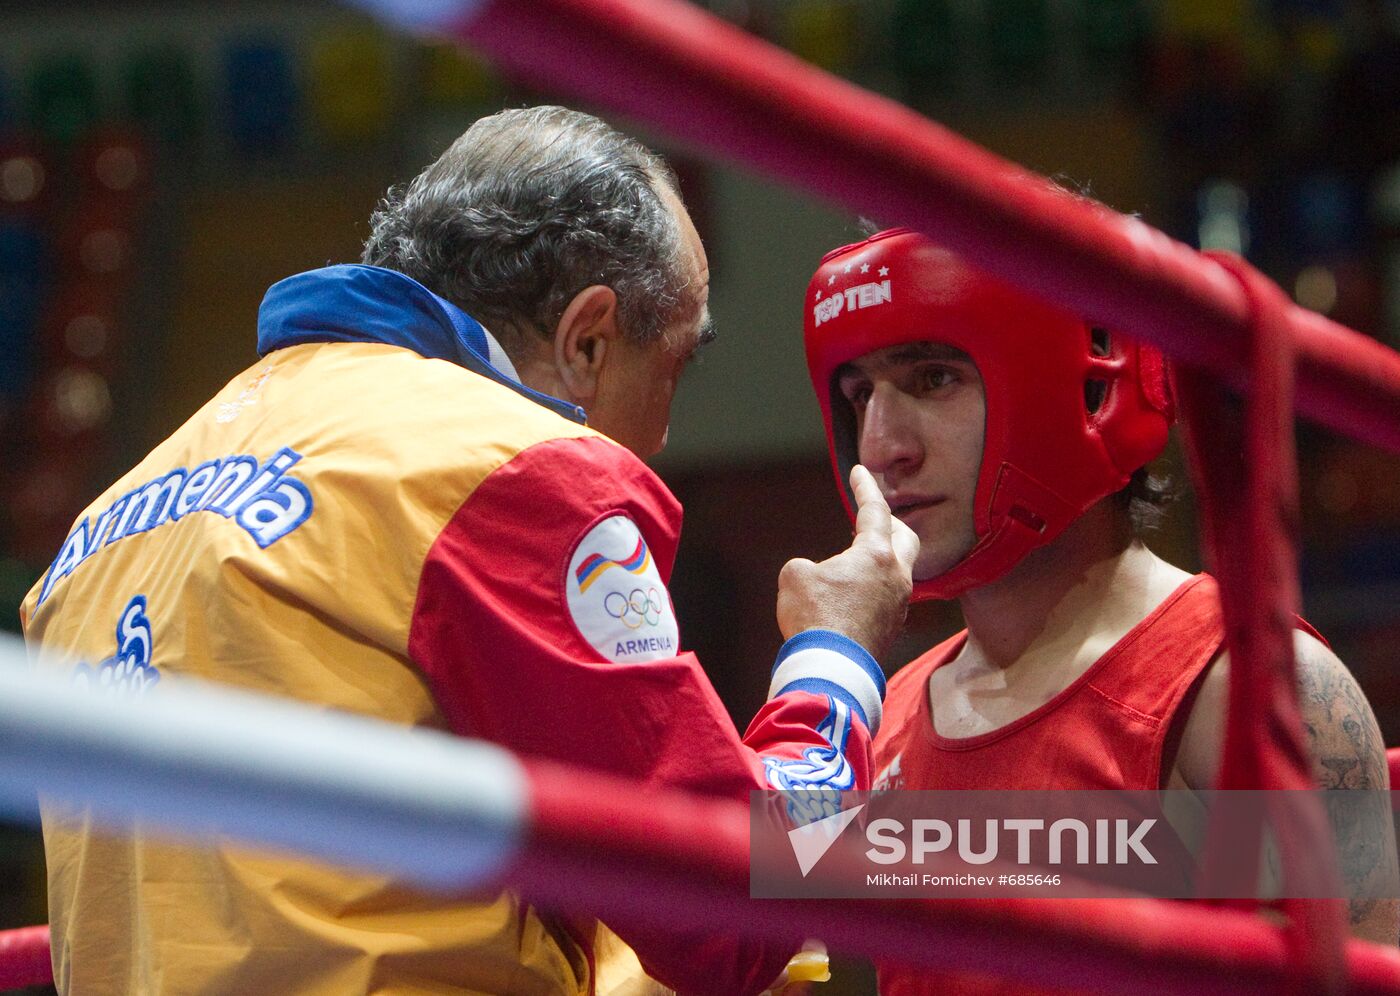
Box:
1297 643 1399 938
1299 650 1386 790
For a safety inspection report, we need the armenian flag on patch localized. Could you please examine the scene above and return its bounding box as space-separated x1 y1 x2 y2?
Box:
575 537 651 593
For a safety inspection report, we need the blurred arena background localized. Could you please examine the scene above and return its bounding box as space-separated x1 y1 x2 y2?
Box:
0 0 1398 992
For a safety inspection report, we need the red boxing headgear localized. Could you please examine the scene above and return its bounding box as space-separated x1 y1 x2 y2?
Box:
804 229 1174 600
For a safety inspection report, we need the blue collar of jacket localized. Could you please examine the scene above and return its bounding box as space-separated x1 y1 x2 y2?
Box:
256 264 587 424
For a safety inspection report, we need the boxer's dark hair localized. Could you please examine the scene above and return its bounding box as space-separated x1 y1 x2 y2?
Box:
1118 467 1175 533
363 106 692 354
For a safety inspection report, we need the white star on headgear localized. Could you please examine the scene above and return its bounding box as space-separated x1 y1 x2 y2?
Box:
828 275 836 285
843 263 853 273
860 263 870 273
879 266 889 276
815 289 822 300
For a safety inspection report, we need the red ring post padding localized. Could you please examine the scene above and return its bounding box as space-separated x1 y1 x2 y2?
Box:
449 0 1400 456
0 925 51 990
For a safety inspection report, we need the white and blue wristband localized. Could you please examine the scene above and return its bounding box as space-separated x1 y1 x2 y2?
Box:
767 629 886 736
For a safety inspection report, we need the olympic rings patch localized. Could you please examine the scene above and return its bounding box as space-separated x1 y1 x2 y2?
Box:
566 514 679 662
603 587 664 629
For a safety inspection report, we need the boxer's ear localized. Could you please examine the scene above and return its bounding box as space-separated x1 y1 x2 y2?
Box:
554 285 619 402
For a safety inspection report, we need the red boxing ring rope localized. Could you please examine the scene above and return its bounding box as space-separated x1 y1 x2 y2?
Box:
446 0 1400 457
0 927 50 991
1178 255 1347 989
515 762 1397 996
6 757 1400 995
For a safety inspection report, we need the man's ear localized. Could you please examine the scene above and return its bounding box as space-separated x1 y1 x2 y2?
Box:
554 285 620 402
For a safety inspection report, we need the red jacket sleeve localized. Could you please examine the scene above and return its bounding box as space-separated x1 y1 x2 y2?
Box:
408 435 886 994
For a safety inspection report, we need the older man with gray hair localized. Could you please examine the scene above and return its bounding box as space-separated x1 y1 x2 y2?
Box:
25 106 916 995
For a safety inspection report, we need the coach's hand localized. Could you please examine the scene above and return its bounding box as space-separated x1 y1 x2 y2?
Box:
777 465 919 660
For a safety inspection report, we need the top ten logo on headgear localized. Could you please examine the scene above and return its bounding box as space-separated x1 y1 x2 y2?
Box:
812 272 892 327
574 536 652 593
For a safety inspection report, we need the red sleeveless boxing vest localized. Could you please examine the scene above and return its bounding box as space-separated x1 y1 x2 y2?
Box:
872 574 1226 995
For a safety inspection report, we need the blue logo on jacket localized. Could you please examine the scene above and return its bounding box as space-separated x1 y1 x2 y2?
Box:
74 595 160 698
